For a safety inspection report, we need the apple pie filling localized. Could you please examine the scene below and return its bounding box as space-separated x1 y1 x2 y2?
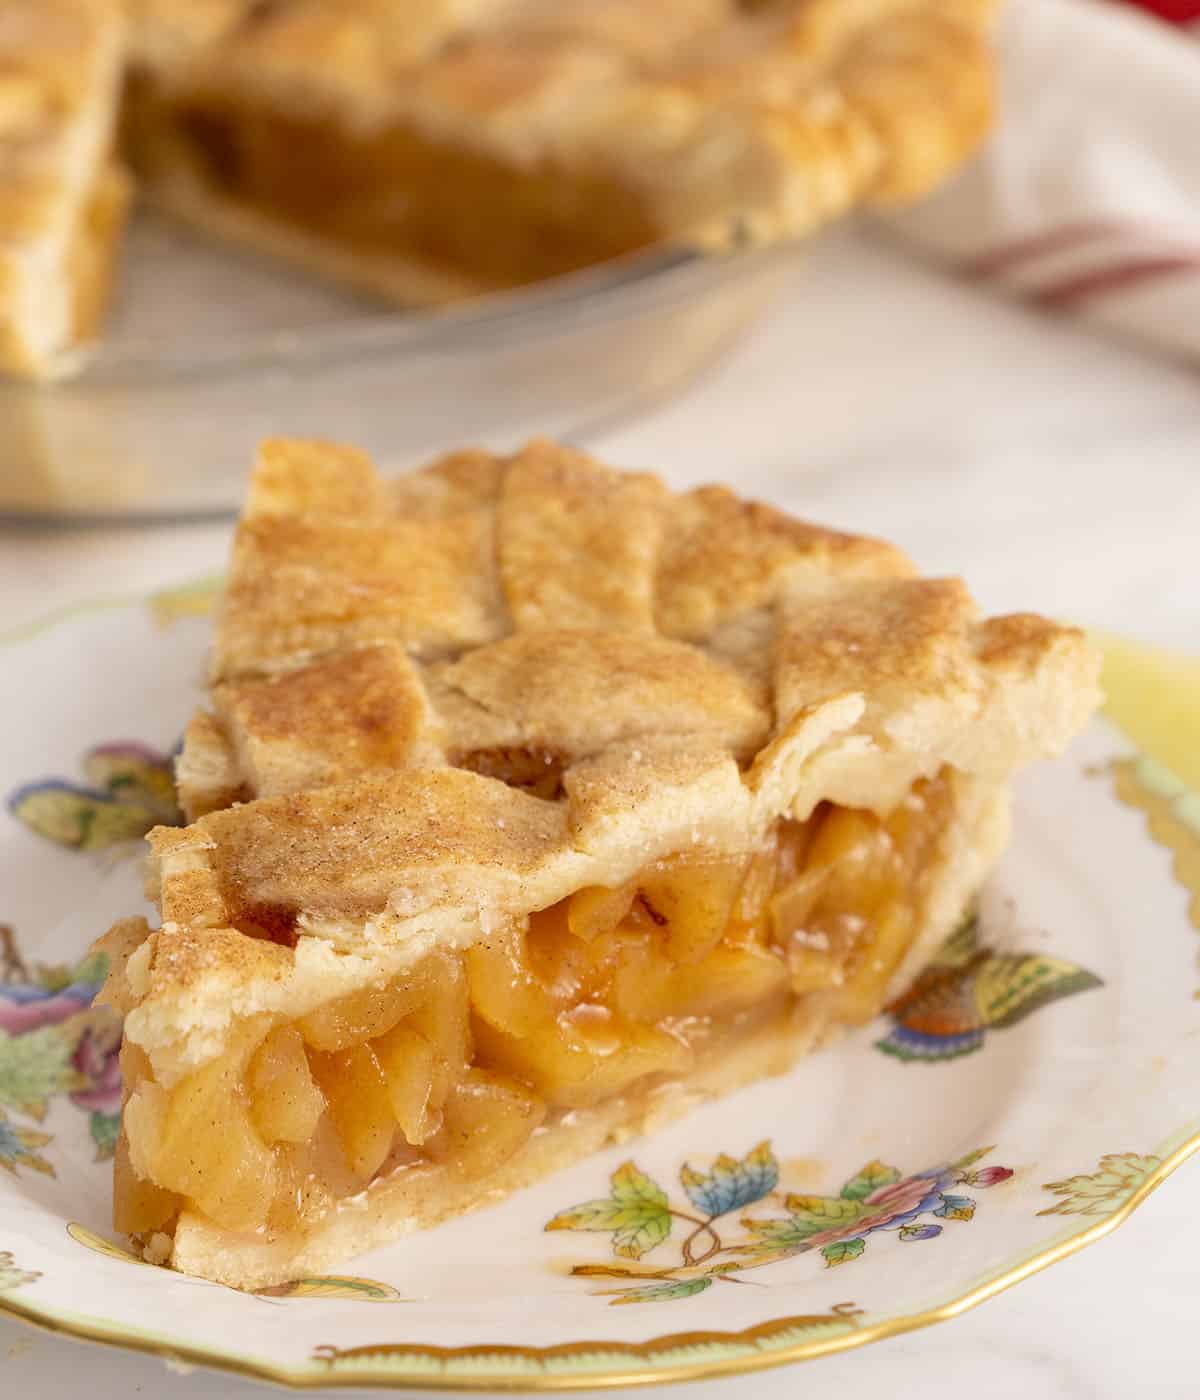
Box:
126 85 661 292
117 772 953 1244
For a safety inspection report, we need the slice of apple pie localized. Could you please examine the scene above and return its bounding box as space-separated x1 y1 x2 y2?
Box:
96 438 1099 1288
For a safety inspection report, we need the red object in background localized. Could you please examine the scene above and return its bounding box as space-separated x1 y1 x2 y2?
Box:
1123 0 1200 22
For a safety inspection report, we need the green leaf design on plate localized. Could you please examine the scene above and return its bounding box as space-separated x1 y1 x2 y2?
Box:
82 747 179 823
0 1024 83 1119
9 785 158 851
973 954 1104 1030
933 1193 975 1221
952 1145 996 1172
840 1160 902 1202
821 1238 866 1268
1039 1153 1162 1217
546 1161 672 1259
737 1192 868 1257
0 1250 40 1293
65 949 110 991
601 1277 714 1306
680 1140 779 1217
8 740 181 851
609 1161 667 1207
737 1216 812 1252
929 912 983 969
784 1193 868 1232
0 1111 54 1177
90 1110 120 1161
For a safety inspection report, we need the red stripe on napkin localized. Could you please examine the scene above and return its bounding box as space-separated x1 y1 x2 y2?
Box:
959 222 1128 279
1029 254 1200 308
1120 1 1200 23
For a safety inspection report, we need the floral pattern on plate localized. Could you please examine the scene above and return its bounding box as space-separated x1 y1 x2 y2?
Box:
0 1250 39 1293
876 913 1102 1062
0 591 1196 1389
1039 1153 1164 1218
0 925 120 1168
546 1143 1014 1304
8 742 180 852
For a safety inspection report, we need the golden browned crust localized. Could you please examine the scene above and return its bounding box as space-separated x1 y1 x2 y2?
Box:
655 485 914 641
388 447 506 519
185 767 582 928
139 435 1102 1055
144 923 292 1002
211 643 445 798
436 630 772 764
498 441 667 633
213 508 507 679
243 437 387 519
0 0 128 378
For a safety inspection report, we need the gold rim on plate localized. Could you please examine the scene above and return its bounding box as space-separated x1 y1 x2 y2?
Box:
2 1131 1197 1390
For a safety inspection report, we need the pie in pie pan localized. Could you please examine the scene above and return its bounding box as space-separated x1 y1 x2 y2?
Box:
123 0 999 304
92 438 1100 1289
1 0 999 377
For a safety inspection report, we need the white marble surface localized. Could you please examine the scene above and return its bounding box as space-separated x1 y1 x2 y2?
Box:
2 227 1198 1396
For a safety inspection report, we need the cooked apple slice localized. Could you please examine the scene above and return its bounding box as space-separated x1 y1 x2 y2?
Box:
567 881 637 942
640 856 746 964
297 972 431 1052
373 1024 438 1146
307 1042 396 1182
248 1026 326 1144
127 1056 277 1231
427 1068 546 1179
112 1133 179 1236
466 924 558 1036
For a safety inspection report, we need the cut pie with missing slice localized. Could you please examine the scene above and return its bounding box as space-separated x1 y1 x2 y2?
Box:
96 437 1100 1289
1 1 998 377
120 0 999 304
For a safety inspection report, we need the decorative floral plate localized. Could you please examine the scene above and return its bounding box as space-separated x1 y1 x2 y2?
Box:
0 589 1196 1391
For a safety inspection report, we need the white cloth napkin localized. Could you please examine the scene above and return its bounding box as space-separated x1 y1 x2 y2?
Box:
883 0 1200 364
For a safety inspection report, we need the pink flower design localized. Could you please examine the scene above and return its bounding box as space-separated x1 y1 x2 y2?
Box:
969 1166 1014 1188
863 1175 944 1213
803 1173 947 1250
69 1027 122 1115
0 985 93 1036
